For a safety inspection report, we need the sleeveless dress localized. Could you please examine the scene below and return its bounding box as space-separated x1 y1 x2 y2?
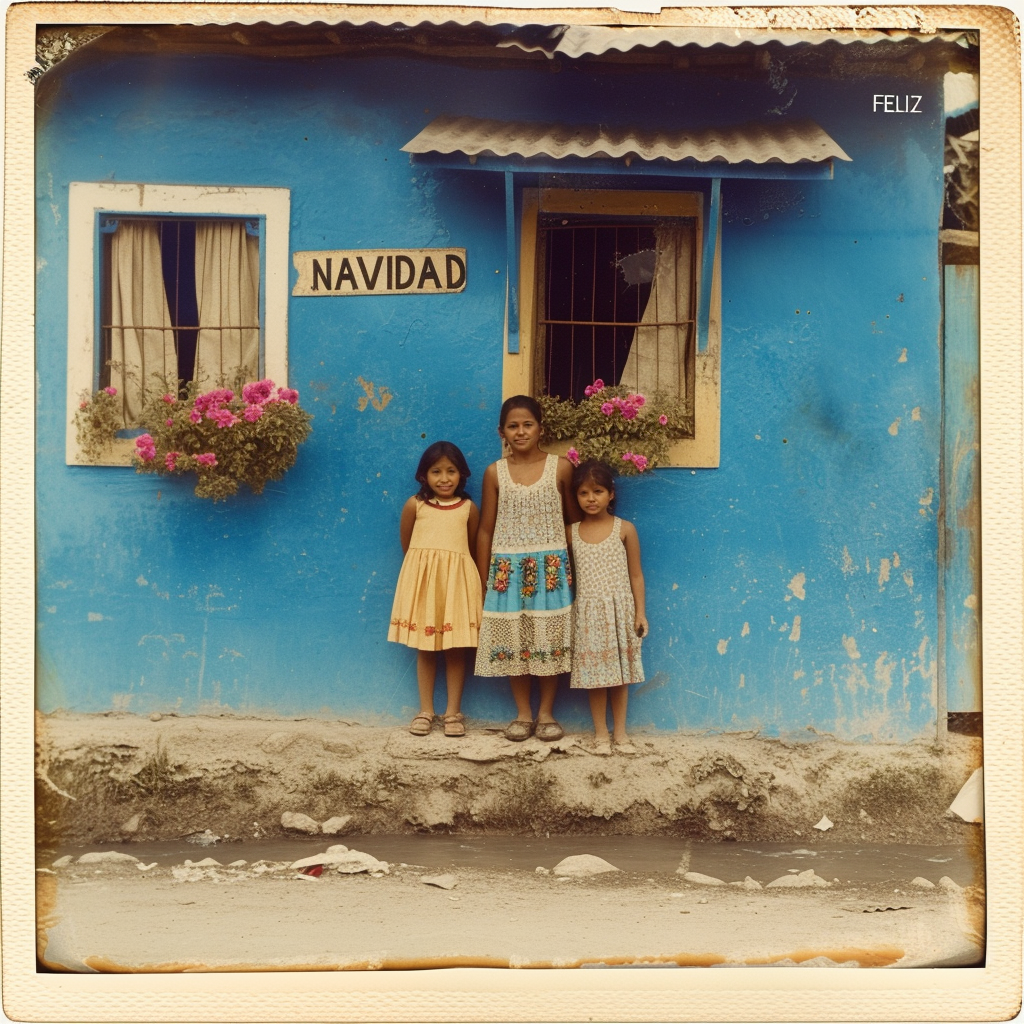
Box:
388 498 481 651
568 518 644 689
474 453 573 676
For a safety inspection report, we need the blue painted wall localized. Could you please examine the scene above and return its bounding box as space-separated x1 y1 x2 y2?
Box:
36 48 946 739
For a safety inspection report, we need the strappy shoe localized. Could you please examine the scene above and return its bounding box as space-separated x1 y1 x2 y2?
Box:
409 712 433 736
443 713 466 737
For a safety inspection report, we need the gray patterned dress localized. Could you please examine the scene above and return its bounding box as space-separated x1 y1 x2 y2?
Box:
568 518 644 689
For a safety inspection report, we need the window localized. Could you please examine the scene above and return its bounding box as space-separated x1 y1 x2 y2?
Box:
66 183 290 465
507 188 720 468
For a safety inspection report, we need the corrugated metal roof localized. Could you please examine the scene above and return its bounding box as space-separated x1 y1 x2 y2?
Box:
402 115 851 165
498 23 969 56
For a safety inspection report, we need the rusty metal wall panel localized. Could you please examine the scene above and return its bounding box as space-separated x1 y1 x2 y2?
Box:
403 115 851 165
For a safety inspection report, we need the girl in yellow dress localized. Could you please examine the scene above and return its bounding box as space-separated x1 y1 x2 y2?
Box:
388 442 481 737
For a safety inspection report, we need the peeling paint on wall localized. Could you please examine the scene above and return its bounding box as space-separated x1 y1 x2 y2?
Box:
741 622 750 637
787 573 806 600
842 635 861 660
888 418 900 436
789 616 801 642
717 638 730 655
840 547 856 576
356 376 393 412
878 558 891 589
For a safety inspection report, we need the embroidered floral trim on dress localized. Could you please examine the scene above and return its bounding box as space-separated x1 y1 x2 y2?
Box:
423 623 453 637
519 557 538 598
488 645 569 664
490 557 512 593
544 553 566 591
390 618 418 631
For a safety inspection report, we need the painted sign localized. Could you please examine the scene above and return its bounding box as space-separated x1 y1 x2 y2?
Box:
292 248 467 296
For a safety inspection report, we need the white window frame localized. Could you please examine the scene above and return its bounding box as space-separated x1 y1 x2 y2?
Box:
65 182 290 466
506 187 721 468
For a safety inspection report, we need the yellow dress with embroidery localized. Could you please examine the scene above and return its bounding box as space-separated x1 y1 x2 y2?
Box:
388 499 482 651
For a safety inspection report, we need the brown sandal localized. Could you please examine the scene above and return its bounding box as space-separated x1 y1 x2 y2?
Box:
409 712 433 736
504 719 535 742
443 713 466 737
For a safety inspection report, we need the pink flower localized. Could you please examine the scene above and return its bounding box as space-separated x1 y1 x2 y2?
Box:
161 393 176 404
276 387 299 405
189 409 202 424
196 452 217 467
242 379 275 404
243 403 264 423
659 414 668 426
134 434 156 461
208 408 239 429
621 406 638 420
633 454 649 472
194 388 234 413
103 386 117 396
622 451 633 461
164 451 180 471
592 378 604 391
566 447 580 466
164 417 173 427
601 402 615 416
633 394 646 408
79 401 89 410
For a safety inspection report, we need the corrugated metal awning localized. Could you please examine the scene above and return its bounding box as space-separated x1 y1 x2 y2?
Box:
402 114 851 165
497 23 970 57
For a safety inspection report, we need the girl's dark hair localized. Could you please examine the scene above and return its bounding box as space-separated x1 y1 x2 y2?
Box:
572 459 616 509
415 441 471 501
499 394 543 428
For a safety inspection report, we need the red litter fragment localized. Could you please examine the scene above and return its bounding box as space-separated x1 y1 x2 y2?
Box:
300 864 324 877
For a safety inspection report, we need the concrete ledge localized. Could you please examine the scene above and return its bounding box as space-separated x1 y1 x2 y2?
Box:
36 712 982 847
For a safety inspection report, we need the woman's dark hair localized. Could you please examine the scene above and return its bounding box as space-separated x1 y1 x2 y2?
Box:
499 394 543 429
415 441 471 501
572 459 616 510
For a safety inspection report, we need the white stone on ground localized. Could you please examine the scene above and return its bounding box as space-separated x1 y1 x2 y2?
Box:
552 855 619 877
682 871 725 886
911 876 936 889
728 876 763 890
280 811 320 834
288 848 389 875
120 813 142 834
320 815 352 834
813 815 834 831
228 860 247 868
535 866 550 875
766 868 831 888
420 874 458 890
938 875 962 892
185 857 221 867
52 855 73 868
77 851 140 865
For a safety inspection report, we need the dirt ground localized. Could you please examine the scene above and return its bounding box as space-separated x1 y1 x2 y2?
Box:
35 712 982 847
38 855 984 972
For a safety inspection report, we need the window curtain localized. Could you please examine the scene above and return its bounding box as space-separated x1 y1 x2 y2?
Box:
193 222 260 391
618 222 694 401
108 222 176 425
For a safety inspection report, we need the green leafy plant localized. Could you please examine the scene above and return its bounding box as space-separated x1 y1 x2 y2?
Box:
539 379 692 475
73 385 126 462
132 379 313 501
